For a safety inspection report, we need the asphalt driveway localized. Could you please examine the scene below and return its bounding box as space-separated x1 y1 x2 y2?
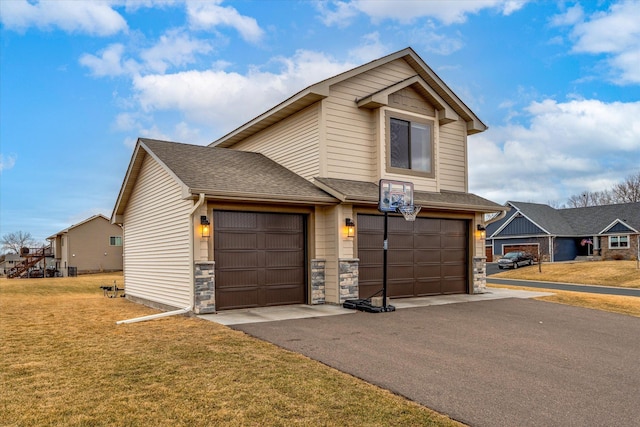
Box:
234 299 640 426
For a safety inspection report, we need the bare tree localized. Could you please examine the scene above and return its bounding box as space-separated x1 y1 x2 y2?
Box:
566 172 640 207
1 231 36 254
612 172 640 203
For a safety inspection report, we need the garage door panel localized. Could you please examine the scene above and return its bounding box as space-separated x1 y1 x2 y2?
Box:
442 249 466 263
216 270 259 287
215 232 258 249
414 219 440 232
265 267 305 284
414 236 441 249
358 248 382 264
217 288 260 310
217 212 258 229
442 278 466 294
265 250 304 267
216 251 259 269
265 233 303 249
415 279 442 296
415 264 441 278
265 286 305 306
414 249 441 263
358 214 468 298
388 249 414 263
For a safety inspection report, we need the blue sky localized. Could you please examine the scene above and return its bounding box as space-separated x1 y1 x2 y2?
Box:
1 0 639 244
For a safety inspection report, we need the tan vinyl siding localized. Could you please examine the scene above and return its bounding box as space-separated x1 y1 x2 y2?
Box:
439 119 467 192
324 59 418 181
232 104 321 181
65 218 123 273
123 155 192 309
315 206 338 303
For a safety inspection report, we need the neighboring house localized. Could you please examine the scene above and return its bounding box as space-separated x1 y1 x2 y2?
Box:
486 201 640 262
47 214 123 276
112 47 506 314
1 253 23 275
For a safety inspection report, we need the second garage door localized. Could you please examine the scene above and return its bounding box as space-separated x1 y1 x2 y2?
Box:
358 214 468 299
214 211 306 310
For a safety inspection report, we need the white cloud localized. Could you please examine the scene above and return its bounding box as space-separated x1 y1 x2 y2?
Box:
186 0 264 43
0 0 127 36
80 44 140 77
348 32 390 63
554 1 640 85
319 0 528 26
0 154 17 173
140 29 213 73
469 98 640 204
316 1 360 27
131 50 356 134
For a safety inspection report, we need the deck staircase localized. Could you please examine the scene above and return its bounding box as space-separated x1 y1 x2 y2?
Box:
7 247 51 278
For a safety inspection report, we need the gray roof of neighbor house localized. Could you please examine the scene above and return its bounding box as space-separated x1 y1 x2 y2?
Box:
488 201 640 237
314 177 506 213
112 139 338 218
210 47 487 149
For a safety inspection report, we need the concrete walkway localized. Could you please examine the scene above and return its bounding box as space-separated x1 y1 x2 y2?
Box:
199 287 553 326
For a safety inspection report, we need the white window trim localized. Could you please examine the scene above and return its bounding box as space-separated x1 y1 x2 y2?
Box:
608 235 629 249
109 236 123 246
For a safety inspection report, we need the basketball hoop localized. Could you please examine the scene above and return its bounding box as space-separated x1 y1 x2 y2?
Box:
397 205 421 221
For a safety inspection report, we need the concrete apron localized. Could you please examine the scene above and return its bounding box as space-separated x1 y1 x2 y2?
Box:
199 287 553 326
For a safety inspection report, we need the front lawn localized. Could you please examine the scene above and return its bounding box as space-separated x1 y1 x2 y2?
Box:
0 273 461 427
493 260 640 288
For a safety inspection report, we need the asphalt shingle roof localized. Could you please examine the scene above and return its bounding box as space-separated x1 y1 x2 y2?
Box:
498 201 640 236
314 177 505 212
141 138 338 204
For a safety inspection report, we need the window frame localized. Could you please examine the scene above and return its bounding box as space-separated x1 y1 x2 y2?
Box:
109 236 123 246
385 110 435 178
608 235 629 249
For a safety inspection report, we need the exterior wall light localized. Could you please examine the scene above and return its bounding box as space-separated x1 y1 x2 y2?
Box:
200 215 211 238
345 218 355 238
476 224 486 239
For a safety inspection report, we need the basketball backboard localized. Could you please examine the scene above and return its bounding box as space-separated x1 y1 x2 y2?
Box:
378 179 414 212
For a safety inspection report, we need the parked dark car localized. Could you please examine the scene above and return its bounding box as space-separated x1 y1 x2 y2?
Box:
497 251 534 269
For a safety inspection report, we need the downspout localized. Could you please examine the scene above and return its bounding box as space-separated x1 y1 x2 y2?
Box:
189 193 207 312
116 306 191 325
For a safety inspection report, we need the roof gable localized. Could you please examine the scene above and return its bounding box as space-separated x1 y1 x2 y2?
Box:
47 214 110 239
488 201 640 237
112 138 338 221
210 47 486 148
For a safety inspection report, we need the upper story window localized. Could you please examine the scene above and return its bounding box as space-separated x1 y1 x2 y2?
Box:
386 111 434 178
609 235 628 249
110 236 122 246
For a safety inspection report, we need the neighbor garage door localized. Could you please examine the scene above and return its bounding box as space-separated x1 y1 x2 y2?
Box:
358 214 468 298
214 211 306 310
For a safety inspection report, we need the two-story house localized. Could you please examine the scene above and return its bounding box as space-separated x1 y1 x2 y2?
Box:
47 214 123 276
112 47 506 314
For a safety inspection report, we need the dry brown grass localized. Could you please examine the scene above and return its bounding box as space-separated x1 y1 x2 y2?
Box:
493 260 640 288
1 273 461 427
490 284 640 318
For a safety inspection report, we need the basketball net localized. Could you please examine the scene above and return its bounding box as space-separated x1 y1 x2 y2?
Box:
397 205 422 221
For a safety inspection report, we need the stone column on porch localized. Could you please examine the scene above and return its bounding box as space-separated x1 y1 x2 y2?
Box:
194 261 216 314
339 258 359 303
310 259 326 304
472 256 487 294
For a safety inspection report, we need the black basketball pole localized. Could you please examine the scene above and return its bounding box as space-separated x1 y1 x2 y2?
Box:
383 211 388 308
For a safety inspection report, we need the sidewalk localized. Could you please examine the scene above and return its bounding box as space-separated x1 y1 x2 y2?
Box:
200 287 553 326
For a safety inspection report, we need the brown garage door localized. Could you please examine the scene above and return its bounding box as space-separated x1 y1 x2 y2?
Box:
358 214 468 298
214 211 306 310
